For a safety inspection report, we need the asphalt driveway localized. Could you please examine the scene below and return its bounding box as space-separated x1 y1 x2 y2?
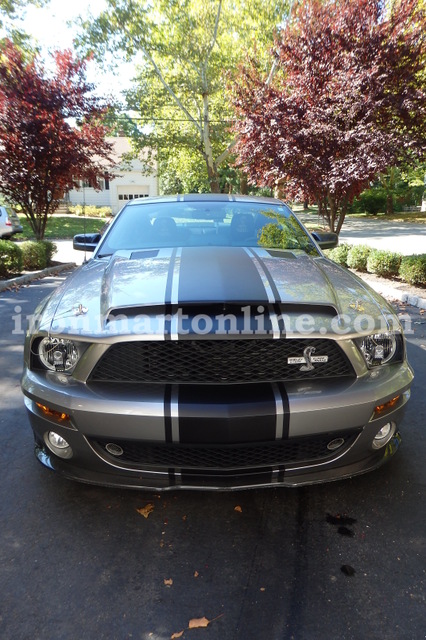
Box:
0 274 425 640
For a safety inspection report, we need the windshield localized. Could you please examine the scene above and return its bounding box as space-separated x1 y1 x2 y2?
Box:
96 200 319 257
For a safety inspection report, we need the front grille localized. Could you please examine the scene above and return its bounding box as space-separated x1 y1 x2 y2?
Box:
89 338 355 384
90 430 360 470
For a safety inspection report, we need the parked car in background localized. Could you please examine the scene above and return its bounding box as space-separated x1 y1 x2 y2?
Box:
0 206 23 238
22 194 413 491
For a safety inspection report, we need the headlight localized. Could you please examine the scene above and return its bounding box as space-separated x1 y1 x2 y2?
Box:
37 337 80 372
355 332 404 367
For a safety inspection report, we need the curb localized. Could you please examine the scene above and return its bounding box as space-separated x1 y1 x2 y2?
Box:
0 263 76 293
358 276 426 310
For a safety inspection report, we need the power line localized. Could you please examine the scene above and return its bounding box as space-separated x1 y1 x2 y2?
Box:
122 116 238 124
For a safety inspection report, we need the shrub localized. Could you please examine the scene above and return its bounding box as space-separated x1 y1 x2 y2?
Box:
21 241 47 270
367 250 402 278
42 241 57 265
347 245 372 271
69 205 112 218
399 255 426 286
359 189 387 215
20 241 57 270
326 244 350 266
0 239 23 276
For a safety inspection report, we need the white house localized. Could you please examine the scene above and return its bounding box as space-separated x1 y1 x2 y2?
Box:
66 137 158 214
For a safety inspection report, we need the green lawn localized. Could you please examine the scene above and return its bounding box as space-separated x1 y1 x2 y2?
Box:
18 214 107 240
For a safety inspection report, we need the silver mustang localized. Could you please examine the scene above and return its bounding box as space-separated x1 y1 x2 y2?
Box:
22 195 413 490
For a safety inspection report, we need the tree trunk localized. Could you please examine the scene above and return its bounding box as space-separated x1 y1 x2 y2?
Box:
206 163 220 193
24 207 45 241
240 173 248 195
386 194 394 215
318 197 332 232
201 92 221 193
335 200 347 235
274 178 286 199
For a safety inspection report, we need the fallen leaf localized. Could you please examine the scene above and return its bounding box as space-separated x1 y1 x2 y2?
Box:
171 632 184 639
234 505 242 513
188 617 210 629
193 571 199 578
188 614 224 629
136 503 154 518
164 578 173 586
260 587 266 592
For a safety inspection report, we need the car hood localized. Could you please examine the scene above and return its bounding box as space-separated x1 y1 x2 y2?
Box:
37 246 398 338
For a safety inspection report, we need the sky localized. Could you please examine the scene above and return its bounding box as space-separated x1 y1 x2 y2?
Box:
10 0 135 96
21 0 106 50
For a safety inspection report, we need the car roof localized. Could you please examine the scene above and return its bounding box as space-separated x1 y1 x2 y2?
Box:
125 194 284 207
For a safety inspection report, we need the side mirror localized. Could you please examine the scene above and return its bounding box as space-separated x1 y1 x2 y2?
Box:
311 231 339 250
73 233 101 252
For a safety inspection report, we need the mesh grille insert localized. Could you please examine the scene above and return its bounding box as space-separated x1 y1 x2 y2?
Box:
90 430 360 470
89 338 355 384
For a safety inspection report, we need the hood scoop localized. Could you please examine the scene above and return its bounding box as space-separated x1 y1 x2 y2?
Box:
130 249 160 260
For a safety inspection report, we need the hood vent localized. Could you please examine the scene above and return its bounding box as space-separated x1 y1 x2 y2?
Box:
130 249 160 260
105 302 339 326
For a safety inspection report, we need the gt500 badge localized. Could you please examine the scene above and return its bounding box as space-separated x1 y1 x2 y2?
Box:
288 346 328 371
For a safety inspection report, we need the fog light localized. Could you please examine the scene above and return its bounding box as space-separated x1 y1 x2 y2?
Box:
372 422 396 449
327 437 345 451
105 443 124 457
45 431 73 459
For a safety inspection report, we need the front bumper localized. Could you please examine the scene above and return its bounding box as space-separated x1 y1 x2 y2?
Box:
22 362 413 491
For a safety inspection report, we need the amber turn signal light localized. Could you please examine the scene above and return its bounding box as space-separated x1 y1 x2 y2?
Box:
36 402 70 422
372 395 400 420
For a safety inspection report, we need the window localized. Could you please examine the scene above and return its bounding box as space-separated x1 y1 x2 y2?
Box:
118 194 149 201
81 178 109 190
96 200 319 257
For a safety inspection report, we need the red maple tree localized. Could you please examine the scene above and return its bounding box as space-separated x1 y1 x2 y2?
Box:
0 40 114 240
232 0 426 233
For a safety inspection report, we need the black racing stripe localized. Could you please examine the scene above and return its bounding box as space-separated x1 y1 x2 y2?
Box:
273 302 286 336
248 248 282 301
164 248 177 339
246 249 285 336
164 385 173 442
178 384 277 444
178 247 269 303
276 467 286 483
180 468 274 488
277 382 290 440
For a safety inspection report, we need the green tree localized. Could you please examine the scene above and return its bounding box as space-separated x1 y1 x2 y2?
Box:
79 0 290 193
